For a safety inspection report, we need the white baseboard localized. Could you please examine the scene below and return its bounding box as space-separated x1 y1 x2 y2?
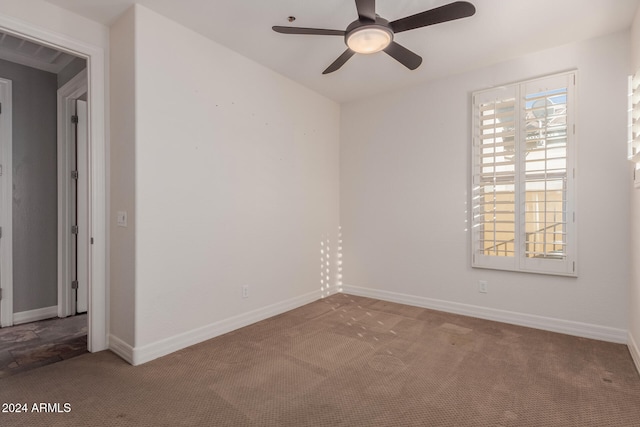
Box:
342 285 628 344
628 332 640 375
129 289 322 366
13 306 58 325
108 334 135 365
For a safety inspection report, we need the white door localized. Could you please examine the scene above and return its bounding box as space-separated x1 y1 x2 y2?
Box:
58 74 88 318
76 99 88 313
74 99 88 314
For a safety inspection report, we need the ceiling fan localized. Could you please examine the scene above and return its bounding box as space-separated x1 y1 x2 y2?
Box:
272 0 476 74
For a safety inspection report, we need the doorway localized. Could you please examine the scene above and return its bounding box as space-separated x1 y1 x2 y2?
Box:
0 36 88 329
0 16 107 353
0 37 88 372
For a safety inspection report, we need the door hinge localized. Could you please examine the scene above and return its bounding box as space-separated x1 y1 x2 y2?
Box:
573 261 576 273
71 170 79 180
0 226 3 238
0 164 3 176
71 115 79 124
0 288 2 300
71 225 79 235
71 280 79 290
91 237 94 244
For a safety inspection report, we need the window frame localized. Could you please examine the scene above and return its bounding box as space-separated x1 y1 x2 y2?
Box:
471 71 577 277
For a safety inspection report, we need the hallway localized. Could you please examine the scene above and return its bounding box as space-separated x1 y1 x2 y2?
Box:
0 314 87 378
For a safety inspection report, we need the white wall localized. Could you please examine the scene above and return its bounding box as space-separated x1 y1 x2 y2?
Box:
341 31 631 342
117 5 340 362
629 6 640 371
109 6 136 348
0 0 108 49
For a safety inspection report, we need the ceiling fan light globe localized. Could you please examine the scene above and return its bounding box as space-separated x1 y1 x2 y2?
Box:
346 27 392 54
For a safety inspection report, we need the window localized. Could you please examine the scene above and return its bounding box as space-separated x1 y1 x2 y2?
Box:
628 71 640 188
471 72 576 276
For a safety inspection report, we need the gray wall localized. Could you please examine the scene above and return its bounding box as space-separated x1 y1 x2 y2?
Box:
0 59 58 313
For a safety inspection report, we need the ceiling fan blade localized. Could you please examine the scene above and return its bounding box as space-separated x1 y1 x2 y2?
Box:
323 49 356 74
390 1 476 34
272 26 345 36
383 42 422 70
355 0 376 22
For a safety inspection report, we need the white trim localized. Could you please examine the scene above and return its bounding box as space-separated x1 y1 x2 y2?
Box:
127 290 321 366
629 332 640 376
108 334 134 365
342 284 627 344
0 78 11 328
0 14 108 352
57 69 87 319
13 306 57 325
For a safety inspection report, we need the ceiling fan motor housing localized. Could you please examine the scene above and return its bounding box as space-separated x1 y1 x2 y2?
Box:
345 17 394 54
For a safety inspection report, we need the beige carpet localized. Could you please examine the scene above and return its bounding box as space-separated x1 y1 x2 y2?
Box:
1 293 639 426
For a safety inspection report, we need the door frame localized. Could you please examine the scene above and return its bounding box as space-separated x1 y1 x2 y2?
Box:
0 15 107 352
0 77 11 328
57 70 88 318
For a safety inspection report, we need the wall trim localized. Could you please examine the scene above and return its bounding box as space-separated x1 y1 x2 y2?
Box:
628 332 640 375
342 285 628 344
108 334 134 365
13 306 57 325
129 290 322 366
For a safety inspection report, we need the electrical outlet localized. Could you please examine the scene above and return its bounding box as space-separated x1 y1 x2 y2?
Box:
478 280 488 293
242 285 249 299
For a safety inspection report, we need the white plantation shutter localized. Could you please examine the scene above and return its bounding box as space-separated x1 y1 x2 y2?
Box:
472 72 576 276
472 85 518 271
629 72 640 163
628 72 640 188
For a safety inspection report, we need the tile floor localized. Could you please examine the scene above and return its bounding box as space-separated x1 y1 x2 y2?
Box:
0 314 87 379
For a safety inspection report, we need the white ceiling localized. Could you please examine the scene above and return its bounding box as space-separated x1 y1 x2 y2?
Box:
44 0 640 103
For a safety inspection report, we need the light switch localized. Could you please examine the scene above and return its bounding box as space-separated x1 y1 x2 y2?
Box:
117 211 127 227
